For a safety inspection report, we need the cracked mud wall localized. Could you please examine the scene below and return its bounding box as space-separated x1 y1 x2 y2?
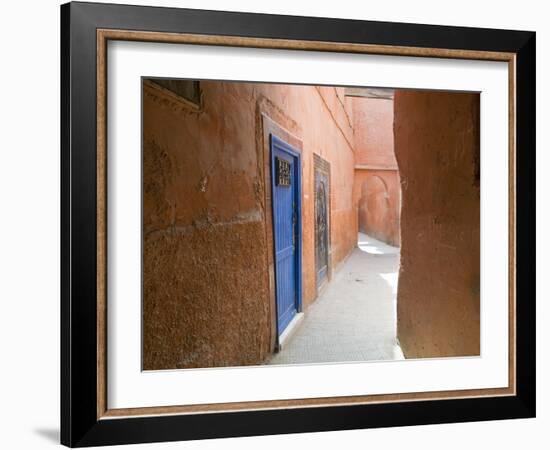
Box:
142 81 270 370
394 90 480 358
143 80 357 370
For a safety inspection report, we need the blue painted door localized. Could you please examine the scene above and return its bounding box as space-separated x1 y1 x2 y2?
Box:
270 135 302 336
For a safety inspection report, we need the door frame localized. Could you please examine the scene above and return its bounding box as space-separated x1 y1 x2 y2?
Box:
269 133 303 340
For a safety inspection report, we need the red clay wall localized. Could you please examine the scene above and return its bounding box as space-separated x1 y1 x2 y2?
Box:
354 170 400 246
142 80 357 370
352 97 400 246
394 90 480 358
353 97 396 167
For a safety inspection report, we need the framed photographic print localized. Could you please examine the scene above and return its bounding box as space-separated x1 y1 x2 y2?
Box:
60 1 536 447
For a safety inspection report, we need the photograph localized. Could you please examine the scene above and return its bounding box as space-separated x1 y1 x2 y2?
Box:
142 78 480 370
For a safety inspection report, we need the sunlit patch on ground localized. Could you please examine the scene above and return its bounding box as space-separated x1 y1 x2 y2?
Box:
268 233 404 365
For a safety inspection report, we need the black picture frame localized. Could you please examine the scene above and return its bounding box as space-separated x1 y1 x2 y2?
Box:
61 1 535 447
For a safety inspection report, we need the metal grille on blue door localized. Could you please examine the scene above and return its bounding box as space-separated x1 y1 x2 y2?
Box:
314 154 330 288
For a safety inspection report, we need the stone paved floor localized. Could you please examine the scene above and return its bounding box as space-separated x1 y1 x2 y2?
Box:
267 233 405 365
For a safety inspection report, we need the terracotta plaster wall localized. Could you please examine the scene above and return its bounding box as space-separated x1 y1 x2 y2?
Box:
143 80 357 370
394 90 480 358
263 84 357 305
351 97 401 246
353 97 396 167
353 169 401 246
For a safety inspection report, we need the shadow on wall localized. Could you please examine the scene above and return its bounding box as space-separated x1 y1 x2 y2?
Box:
394 89 480 359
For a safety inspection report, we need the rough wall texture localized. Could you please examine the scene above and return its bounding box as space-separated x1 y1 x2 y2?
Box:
394 90 480 358
352 97 401 246
143 80 357 370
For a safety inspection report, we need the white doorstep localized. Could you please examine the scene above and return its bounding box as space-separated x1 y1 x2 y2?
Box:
278 312 304 350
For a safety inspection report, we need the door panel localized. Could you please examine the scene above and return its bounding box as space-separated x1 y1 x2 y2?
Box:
270 135 301 336
315 170 329 286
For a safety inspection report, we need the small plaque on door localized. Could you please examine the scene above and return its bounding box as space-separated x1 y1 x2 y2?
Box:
276 157 291 187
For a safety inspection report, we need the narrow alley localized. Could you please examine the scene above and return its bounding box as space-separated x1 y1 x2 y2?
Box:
268 233 404 365
142 78 481 370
